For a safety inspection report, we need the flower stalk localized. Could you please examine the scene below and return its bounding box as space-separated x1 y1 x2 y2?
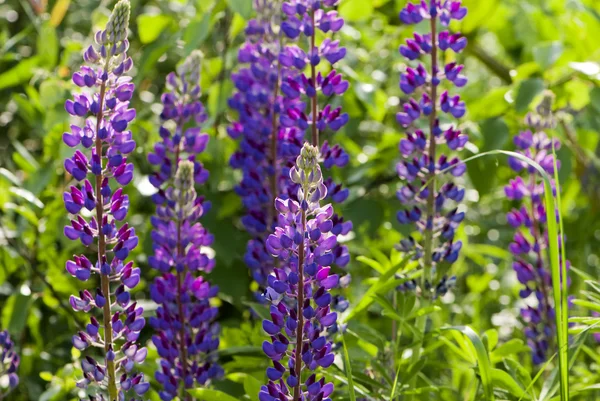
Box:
147 51 223 401
63 1 149 399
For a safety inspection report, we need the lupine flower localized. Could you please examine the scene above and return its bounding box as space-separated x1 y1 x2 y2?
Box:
229 0 305 289
260 143 338 401
62 2 148 399
505 91 570 365
0 330 19 397
395 0 468 297
279 0 352 310
147 53 222 401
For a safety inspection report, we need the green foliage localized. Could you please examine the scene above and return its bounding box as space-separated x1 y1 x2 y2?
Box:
1 0 600 400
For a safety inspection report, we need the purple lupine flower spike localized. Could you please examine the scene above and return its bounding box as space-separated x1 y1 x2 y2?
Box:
229 0 304 290
62 2 148 399
280 0 352 315
395 0 468 297
260 143 338 401
0 330 19 397
147 52 222 401
506 91 570 365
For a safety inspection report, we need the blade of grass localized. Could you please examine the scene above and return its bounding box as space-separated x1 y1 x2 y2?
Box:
341 334 357 401
551 142 569 401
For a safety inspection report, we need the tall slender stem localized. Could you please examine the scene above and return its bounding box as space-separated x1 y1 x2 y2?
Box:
310 9 318 147
94 78 118 400
176 237 191 400
174 139 192 401
422 15 438 292
409 15 438 400
292 208 307 401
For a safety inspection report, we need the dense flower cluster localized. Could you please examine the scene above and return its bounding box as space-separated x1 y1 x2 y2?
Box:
260 144 339 401
147 52 222 400
279 0 351 305
0 330 19 397
62 1 149 399
505 91 570 364
229 0 305 289
395 0 468 297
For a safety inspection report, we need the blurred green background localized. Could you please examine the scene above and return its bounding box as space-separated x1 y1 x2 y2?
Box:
1 0 600 400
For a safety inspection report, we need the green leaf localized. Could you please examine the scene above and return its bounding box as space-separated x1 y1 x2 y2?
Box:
12 141 40 173
442 326 494 401
492 368 531 399
533 42 563 69
10 187 44 208
468 87 510 120
187 388 239 401
490 339 528 360
226 0 253 19
243 374 262 401
4 203 39 225
218 346 263 358
0 56 41 91
226 373 262 401
339 0 374 21
515 78 545 112
0 168 21 185
572 299 600 313
137 14 172 44
183 13 211 55
460 0 499 34
208 80 234 117
467 117 508 196
242 302 270 321
343 256 413 322
371 294 404 321
5 291 33 335
356 255 385 274
503 358 533 390
483 329 498 352
407 305 441 320
229 13 247 39
37 21 58 68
